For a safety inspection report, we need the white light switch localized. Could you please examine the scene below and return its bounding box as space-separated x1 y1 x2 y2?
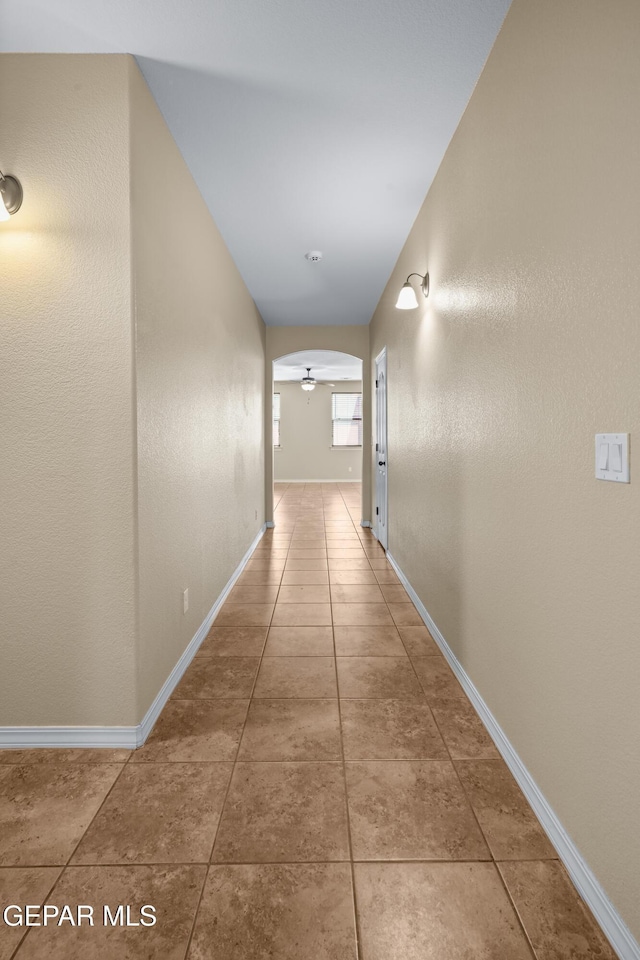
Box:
597 443 609 470
610 443 622 472
595 434 629 483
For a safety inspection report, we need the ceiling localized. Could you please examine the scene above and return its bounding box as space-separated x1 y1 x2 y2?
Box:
0 0 511 327
274 350 362 383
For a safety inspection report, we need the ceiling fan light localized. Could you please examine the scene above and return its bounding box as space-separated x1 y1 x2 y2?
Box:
301 381 315 391
395 282 419 309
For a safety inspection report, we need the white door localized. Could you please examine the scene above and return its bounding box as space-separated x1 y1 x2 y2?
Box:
375 348 388 550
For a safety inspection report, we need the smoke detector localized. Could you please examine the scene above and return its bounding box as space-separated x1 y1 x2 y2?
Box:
305 250 323 262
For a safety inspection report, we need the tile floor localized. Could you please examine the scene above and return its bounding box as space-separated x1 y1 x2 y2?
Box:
0 483 618 959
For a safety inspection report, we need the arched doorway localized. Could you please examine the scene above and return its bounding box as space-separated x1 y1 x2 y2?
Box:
265 328 372 531
271 350 364 523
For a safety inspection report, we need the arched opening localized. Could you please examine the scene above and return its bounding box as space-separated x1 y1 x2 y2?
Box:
270 350 364 523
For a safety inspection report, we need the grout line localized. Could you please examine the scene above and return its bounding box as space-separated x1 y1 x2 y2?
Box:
331 490 366 960
493 861 540 959
7 867 64 960
182 530 288 957
2 856 558 870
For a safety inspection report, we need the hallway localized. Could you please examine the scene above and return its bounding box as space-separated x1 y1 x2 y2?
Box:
0 483 615 959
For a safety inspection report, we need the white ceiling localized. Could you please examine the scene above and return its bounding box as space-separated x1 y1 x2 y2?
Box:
274 350 362 383
0 0 512 326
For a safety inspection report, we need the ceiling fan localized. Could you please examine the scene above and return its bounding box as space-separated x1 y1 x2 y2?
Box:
300 367 335 391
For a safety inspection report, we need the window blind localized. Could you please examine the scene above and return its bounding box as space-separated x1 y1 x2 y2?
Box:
332 393 362 447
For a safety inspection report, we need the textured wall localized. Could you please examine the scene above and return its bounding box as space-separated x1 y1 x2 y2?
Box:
266 327 370 521
274 381 363 481
129 61 266 720
0 55 137 725
369 0 640 940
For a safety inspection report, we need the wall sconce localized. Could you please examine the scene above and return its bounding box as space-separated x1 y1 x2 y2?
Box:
0 170 23 221
395 271 429 309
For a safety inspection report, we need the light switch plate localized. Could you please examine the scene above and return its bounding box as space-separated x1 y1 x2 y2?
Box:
595 433 629 482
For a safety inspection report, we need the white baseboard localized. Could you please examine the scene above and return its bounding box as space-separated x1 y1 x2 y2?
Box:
386 551 639 960
0 524 267 752
265 521 275 528
360 520 372 528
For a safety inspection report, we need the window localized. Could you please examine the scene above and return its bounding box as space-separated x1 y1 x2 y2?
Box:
332 392 362 447
273 392 281 448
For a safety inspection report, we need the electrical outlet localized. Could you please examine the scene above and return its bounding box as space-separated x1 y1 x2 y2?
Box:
183 588 189 614
255 509 258 520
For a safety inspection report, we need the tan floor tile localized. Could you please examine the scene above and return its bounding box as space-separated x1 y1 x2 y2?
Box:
368 558 391 569
362 544 386 557
455 760 556 860
0 764 123 865
412 657 465 700
196 626 267 657
287 549 327 559
284 558 329 570
245 559 286 571
251 548 289 560
397 625 441 657
15 865 206 960
327 549 366 560
354 861 533 959
430 699 500 759
254 657 337 698
345 761 489 861
131 700 249 762
214 603 274 626
188 863 357 960
341 700 448 760
264 626 334 656
227 584 280 604
171 658 259 699
281 569 330 585
373 569 401 584
238 700 341 761
498 860 617 959
386 602 423 626
72 763 232 864
277 584 331 603
328 558 372 570
329 569 378 585
236 569 283 585
336 658 424 699
0 868 61 960
324 539 361 549
272 602 332 625
334 625 405 657
0 749 131 764
330 583 385 603
378 583 410 603
212 762 350 862
332 603 394 626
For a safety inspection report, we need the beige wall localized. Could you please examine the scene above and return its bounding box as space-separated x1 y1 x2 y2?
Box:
274 380 363 481
370 0 640 940
1 54 266 728
0 55 137 725
266 327 370 522
130 62 266 718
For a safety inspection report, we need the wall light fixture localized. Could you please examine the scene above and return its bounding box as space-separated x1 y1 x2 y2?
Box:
0 170 23 221
395 271 429 309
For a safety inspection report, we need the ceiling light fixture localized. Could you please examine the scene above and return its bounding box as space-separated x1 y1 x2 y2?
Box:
0 170 23 221
395 271 429 309
301 367 316 391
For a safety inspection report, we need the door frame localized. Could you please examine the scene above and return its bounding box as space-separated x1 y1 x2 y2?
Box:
374 347 388 549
